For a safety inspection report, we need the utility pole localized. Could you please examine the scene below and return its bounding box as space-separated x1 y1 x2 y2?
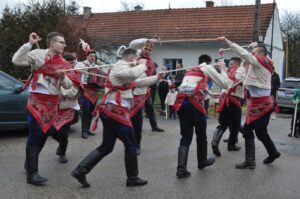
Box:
270 0 276 57
253 0 261 42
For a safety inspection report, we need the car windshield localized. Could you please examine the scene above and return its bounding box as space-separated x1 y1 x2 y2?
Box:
281 81 300 89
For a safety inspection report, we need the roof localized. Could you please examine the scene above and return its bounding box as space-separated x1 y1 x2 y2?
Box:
67 3 275 46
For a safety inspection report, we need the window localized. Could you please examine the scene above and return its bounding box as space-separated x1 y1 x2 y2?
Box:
0 74 17 90
163 59 182 71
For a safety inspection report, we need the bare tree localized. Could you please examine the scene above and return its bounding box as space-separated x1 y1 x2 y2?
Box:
218 0 233 6
120 1 144 11
281 10 300 77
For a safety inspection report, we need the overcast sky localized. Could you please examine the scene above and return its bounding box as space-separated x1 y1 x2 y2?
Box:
1 0 299 15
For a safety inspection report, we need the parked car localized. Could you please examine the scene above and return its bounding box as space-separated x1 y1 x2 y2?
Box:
276 77 300 109
0 71 28 130
0 71 79 130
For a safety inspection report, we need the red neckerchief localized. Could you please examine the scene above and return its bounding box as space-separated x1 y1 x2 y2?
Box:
140 56 156 76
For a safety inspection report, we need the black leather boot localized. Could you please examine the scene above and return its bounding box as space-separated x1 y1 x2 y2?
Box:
211 126 225 157
26 147 48 185
148 113 164 132
228 126 241 152
125 154 147 187
235 138 256 169
71 150 104 188
198 143 215 169
56 138 68 163
176 146 191 179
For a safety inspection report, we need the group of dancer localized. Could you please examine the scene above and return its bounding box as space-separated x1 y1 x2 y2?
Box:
12 32 280 187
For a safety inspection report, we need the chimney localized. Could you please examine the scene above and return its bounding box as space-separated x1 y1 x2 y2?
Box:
83 7 92 20
206 1 214 8
134 5 143 11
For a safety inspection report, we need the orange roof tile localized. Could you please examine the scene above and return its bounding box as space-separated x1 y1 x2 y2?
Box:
67 4 274 46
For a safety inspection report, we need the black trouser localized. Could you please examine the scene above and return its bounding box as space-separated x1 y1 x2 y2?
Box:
131 108 143 146
218 102 241 146
242 112 278 157
52 125 70 156
177 98 208 162
158 85 168 111
81 96 96 133
290 110 300 134
144 96 158 129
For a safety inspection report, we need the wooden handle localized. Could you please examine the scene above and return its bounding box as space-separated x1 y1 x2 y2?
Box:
160 38 218 43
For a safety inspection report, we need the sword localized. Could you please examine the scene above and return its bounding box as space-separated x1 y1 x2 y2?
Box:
292 101 299 137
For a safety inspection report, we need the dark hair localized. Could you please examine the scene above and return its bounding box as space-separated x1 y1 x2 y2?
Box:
230 57 241 65
199 54 212 64
254 44 268 56
46 32 64 47
122 48 137 58
63 52 76 61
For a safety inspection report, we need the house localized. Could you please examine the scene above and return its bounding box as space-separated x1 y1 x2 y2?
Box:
67 1 284 79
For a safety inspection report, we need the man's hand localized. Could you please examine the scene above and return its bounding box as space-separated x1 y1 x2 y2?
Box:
249 42 258 49
148 38 160 44
218 48 225 56
29 32 41 46
217 36 233 46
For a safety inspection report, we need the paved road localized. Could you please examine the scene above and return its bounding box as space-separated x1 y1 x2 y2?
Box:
0 113 299 199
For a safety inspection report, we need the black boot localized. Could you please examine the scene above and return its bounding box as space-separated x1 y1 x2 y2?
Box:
211 126 225 157
56 139 68 163
125 154 147 187
176 146 191 178
71 150 104 188
198 143 215 169
148 113 165 132
136 144 141 156
235 138 256 169
26 147 48 185
228 126 241 152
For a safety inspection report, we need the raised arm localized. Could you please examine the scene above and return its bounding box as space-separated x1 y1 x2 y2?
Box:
12 32 41 66
200 63 232 89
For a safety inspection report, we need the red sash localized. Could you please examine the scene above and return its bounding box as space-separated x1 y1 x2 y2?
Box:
130 90 151 117
27 93 59 133
174 68 207 115
83 85 98 104
102 69 136 106
100 104 132 127
52 109 75 131
246 96 275 124
218 95 241 113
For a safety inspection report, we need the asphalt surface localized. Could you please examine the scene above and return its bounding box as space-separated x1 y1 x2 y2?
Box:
0 112 299 199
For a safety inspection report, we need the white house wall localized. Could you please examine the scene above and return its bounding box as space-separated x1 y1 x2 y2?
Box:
264 6 284 80
152 44 239 69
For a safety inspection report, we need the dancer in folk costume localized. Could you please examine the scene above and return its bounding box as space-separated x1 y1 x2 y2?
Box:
129 38 164 155
218 36 280 169
75 40 107 139
211 57 246 157
71 48 162 187
51 53 83 163
174 61 231 178
12 32 76 185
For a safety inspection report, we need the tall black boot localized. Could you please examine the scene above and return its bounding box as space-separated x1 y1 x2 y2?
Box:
235 138 256 169
211 126 225 157
148 113 164 132
56 139 68 163
198 142 215 169
260 133 281 164
228 125 241 152
71 149 104 188
81 115 89 139
125 154 147 187
26 146 48 185
176 146 191 178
